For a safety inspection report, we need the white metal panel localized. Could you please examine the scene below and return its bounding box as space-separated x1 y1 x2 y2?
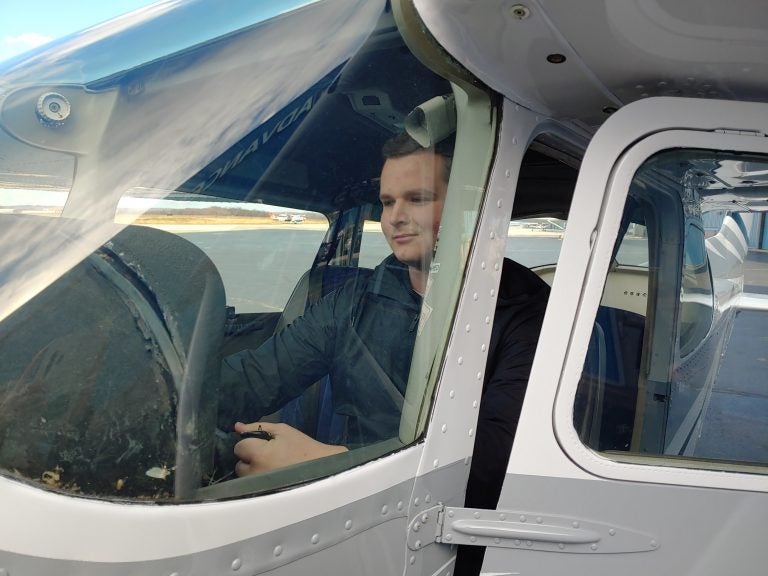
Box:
548 0 768 103
0 445 422 562
418 99 589 484
412 0 620 126
487 473 768 575
413 0 768 129
414 103 534 479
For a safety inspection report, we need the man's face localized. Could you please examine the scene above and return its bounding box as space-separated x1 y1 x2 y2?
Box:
379 151 448 271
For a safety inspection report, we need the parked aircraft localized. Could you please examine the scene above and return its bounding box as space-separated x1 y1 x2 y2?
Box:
1 1 767 575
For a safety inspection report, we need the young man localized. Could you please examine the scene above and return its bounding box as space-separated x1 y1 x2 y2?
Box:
220 132 450 474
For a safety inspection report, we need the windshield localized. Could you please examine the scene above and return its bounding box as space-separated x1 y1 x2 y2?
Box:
0 0 491 502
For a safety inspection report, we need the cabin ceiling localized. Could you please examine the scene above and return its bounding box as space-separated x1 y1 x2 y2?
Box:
413 0 768 132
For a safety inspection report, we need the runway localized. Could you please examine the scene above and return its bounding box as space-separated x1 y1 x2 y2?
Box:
175 226 647 313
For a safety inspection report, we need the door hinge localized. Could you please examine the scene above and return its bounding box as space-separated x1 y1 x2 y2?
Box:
406 505 443 551
416 506 660 554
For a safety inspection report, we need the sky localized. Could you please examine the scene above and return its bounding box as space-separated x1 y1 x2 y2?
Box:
0 0 158 62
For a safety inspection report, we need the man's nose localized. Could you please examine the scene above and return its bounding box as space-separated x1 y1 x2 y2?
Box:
389 200 409 224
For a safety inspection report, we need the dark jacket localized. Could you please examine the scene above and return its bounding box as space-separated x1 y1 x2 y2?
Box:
468 257 549 506
456 257 550 576
218 255 421 446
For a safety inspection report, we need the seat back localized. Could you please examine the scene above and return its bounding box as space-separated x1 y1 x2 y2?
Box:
575 306 645 452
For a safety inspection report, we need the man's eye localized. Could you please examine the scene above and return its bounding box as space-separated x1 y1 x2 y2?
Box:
381 199 394 207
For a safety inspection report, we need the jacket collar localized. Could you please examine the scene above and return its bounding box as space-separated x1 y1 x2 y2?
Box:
368 254 420 306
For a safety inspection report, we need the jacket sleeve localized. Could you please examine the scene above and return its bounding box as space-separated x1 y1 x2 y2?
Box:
216 288 345 429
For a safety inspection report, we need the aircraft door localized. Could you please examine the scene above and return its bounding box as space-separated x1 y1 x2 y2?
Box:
455 98 768 576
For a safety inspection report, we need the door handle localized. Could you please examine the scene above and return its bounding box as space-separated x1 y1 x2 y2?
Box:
436 507 660 554
451 518 600 544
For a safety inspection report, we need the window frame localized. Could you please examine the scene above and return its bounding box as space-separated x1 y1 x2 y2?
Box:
553 129 768 492
677 220 715 358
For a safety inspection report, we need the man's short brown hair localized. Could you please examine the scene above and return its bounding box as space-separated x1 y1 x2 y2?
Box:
382 132 454 184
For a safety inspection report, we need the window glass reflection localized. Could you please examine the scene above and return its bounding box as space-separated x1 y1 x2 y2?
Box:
574 149 768 473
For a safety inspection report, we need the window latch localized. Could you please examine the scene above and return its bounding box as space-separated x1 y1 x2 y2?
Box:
714 128 765 137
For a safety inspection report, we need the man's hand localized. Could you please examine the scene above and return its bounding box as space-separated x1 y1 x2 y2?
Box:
233 421 348 476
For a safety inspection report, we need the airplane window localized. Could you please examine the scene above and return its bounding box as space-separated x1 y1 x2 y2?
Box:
0 4 492 500
574 149 768 474
357 219 391 270
115 191 329 313
615 223 649 267
574 212 649 451
506 218 566 269
507 140 579 285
